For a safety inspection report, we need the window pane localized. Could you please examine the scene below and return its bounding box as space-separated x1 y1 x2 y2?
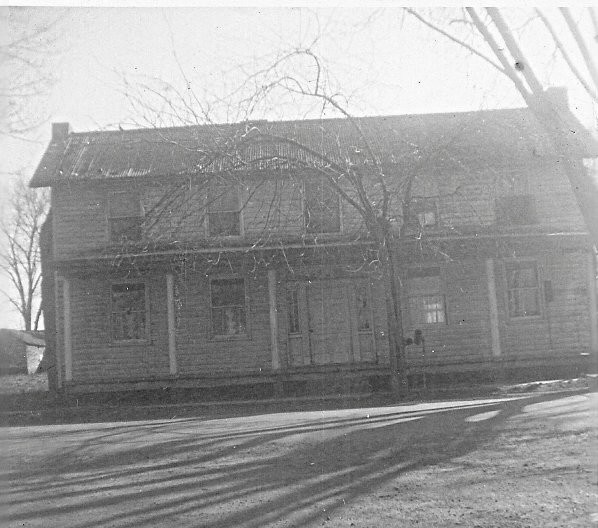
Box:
208 188 240 212
355 284 371 331
305 183 340 233
508 289 540 317
423 295 446 323
208 211 241 236
287 288 300 334
111 283 146 340
411 200 437 228
506 262 540 317
212 306 246 336
211 279 246 336
110 192 142 218
211 279 244 307
506 264 538 288
110 217 142 242
409 294 446 325
496 195 537 225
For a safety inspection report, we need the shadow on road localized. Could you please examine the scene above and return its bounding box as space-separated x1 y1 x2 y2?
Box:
0 390 591 528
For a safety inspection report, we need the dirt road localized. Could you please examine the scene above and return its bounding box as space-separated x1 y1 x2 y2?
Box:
1 391 596 527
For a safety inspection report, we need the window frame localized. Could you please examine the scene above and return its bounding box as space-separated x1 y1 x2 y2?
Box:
409 197 439 230
503 259 543 319
355 281 375 334
407 267 448 326
495 194 538 227
206 186 244 238
107 190 144 244
109 281 150 344
286 284 301 336
303 180 342 235
209 276 249 339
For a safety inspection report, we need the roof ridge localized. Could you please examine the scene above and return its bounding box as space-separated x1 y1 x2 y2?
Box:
67 107 531 138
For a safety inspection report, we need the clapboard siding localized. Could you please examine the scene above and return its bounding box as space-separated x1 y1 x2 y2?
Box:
173 271 272 374
404 260 492 364
404 251 592 366
55 247 592 387
50 158 586 260
66 273 170 382
499 250 590 359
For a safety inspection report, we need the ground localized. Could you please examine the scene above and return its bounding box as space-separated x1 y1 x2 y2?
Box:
0 373 48 394
0 387 596 527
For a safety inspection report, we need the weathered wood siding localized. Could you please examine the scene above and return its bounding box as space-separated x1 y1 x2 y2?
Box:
403 250 592 367
50 159 586 261
61 273 170 382
498 250 590 359
435 161 584 230
403 260 492 366
173 270 273 375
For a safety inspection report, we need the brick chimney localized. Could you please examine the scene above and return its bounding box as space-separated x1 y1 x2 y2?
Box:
51 122 71 142
544 87 569 111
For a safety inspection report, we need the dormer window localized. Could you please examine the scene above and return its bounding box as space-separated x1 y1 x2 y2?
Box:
208 187 242 237
495 195 538 226
109 191 143 243
304 181 341 234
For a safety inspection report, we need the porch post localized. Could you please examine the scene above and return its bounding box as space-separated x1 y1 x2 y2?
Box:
486 259 502 357
587 252 598 356
268 269 281 370
166 272 178 375
63 278 72 381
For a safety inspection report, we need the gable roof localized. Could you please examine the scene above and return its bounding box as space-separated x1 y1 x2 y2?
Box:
30 107 598 188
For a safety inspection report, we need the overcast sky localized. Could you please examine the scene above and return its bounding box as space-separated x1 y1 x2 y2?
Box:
1 5 596 328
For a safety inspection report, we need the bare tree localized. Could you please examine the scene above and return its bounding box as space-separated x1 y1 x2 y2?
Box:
0 178 49 331
0 7 63 138
404 7 598 244
118 45 483 394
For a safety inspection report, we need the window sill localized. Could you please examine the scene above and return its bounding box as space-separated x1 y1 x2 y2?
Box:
109 339 150 347
210 334 250 341
507 314 543 322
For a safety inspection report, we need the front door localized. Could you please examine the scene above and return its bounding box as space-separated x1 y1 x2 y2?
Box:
286 278 377 366
307 279 352 364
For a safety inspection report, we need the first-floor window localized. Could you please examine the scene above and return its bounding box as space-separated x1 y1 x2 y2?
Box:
505 261 541 317
111 283 147 341
355 283 372 331
408 268 446 325
211 278 247 336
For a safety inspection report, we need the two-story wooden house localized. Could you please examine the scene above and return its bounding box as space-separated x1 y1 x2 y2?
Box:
31 99 598 393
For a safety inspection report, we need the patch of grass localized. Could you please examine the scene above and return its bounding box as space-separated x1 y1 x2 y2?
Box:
0 373 48 394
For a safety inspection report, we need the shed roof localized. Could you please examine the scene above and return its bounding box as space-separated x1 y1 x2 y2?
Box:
30 107 597 188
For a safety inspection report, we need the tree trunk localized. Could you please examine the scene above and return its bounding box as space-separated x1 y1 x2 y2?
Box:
379 238 408 395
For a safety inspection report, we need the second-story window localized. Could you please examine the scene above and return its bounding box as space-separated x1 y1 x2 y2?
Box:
208 187 242 237
495 195 538 226
109 191 143 243
410 198 438 229
304 181 341 234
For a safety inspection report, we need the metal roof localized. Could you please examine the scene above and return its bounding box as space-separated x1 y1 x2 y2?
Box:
30 108 597 188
